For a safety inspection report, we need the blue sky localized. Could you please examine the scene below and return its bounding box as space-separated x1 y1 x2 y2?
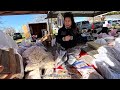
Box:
0 14 39 32
0 14 87 32
74 17 87 22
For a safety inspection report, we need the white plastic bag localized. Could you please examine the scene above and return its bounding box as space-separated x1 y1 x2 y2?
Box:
96 61 120 79
94 38 107 45
25 68 41 79
15 52 24 79
51 38 56 47
35 40 47 50
55 50 67 68
97 46 120 72
0 30 18 49
114 37 120 52
104 36 114 44
94 45 120 79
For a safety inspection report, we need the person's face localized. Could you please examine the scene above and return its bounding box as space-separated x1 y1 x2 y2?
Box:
64 17 72 28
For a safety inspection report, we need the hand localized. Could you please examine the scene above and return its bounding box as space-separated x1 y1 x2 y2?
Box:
64 35 71 41
108 41 115 46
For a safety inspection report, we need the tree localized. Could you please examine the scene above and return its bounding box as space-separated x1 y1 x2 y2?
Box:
3 27 16 37
18 29 23 33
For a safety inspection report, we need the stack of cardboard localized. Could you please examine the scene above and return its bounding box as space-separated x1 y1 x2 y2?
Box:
0 48 22 79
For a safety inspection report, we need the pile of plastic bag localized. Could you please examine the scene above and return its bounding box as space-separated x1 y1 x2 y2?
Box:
55 45 81 68
94 36 114 45
22 45 55 79
72 60 104 79
108 29 117 36
92 38 120 79
0 30 18 49
94 38 107 45
17 39 47 55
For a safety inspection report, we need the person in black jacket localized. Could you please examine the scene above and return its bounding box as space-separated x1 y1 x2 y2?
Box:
56 12 79 50
55 12 80 67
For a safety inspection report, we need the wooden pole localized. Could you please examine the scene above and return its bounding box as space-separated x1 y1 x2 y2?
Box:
48 18 50 34
93 17 94 23
51 18 53 35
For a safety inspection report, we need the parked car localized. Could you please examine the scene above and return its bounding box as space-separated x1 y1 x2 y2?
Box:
13 33 22 40
102 20 112 28
93 22 103 29
117 20 120 24
76 21 91 31
112 20 118 25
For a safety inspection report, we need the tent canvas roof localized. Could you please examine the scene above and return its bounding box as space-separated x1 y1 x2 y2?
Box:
47 11 110 18
0 11 48 16
0 11 110 18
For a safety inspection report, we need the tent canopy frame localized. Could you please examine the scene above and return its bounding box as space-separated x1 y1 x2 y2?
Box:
47 11 110 18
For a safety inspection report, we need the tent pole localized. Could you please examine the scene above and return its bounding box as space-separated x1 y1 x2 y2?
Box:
48 18 50 34
51 18 53 34
93 17 94 23
93 11 95 23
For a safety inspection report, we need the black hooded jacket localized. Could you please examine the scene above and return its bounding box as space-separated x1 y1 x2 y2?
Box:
56 27 79 50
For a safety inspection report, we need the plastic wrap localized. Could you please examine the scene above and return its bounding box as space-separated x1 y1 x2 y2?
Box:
72 60 103 79
67 45 81 57
108 29 117 36
96 61 120 79
51 38 56 47
114 37 120 52
55 45 81 67
25 68 41 79
23 45 55 79
15 52 24 79
25 55 55 72
104 36 114 44
79 66 103 79
35 40 47 51
18 40 47 55
68 55 77 65
94 38 107 45
0 30 18 49
97 46 120 72
17 39 33 55
28 46 48 64
25 63 40 72
94 45 120 79
55 50 67 68
22 46 36 59
98 33 107 38
98 46 120 62
19 39 32 47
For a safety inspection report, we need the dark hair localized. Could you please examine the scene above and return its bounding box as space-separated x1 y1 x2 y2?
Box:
93 30 97 33
99 27 109 34
88 29 91 32
63 12 76 29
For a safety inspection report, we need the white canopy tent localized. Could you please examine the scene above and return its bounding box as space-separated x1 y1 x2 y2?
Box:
47 11 111 18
